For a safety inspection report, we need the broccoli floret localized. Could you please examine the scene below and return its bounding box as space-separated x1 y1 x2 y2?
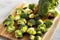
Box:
16 8 23 15
3 15 14 26
17 18 27 25
28 19 35 26
29 14 35 18
8 15 14 21
15 30 23 38
3 19 14 26
44 19 52 28
27 27 36 35
36 31 42 36
37 24 47 33
34 36 41 40
29 35 35 40
37 19 43 25
48 9 58 17
6 25 15 33
29 4 35 10
21 13 29 19
23 8 33 14
19 25 28 33
15 15 20 21
34 14 40 20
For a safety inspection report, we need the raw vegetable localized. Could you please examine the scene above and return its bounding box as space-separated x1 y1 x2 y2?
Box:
19 25 28 33
36 31 42 36
15 15 20 21
28 19 35 26
29 35 35 40
6 25 15 33
16 8 23 15
48 9 58 18
17 18 27 25
27 27 36 35
37 19 43 25
23 8 33 14
15 30 23 38
29 14 35 18
29 4 35 10
44 19 52 28
3 15 14 26
34 36 41 40
38 0 49 17
37 24 47 33
21 13 29 19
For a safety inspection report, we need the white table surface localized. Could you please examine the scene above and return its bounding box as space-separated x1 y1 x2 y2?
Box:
0 0 60 40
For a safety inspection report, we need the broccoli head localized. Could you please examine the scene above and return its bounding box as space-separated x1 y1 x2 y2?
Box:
29 4 35 10
6 25 15 33
44 19 52 28
48 9 58 18
15 30 23 38
37 24 47 33
36 31 42 36
19 25 28 33
21 13 29 19
29 35 35 40
16 8 23 15
37 19 43 25
28 19 35 26
17 18 27 25
3 19 14 26
15 15 20 21
27 27 36 35
29 14 35 18
34 36 41 40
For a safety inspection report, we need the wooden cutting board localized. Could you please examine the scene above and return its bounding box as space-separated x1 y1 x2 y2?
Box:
0 4 60 40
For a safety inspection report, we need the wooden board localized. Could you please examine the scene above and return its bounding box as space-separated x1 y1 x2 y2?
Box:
0 4 60 40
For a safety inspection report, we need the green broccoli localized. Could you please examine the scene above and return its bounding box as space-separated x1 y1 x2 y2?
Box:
16 8 23 15
3 15 14 26
15 15 20 21
48 9 58 17
44 19 52 28
37 24 47 33
17 18 27 25
34 14 40 20
6 25 15 33
21 13 29 19
29 4 35 10
28 19 35 26
34 36 41 40
27 27 36 35
19 25 28 33
29 14 35 18
3 19 14 26
37 19 43 25
36 31 42 36
15 30 23 38
29 35 35 40
8 15 14 21
23 8 33 14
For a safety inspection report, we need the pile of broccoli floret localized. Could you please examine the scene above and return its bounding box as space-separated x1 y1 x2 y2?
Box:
3 4 58 40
